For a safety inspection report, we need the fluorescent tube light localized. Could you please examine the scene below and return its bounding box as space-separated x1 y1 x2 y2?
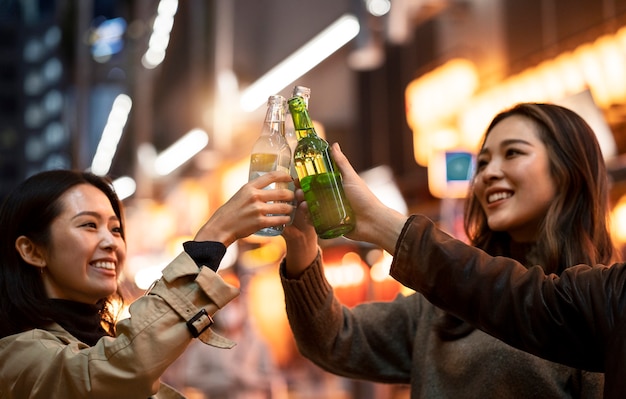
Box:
240 14 360 112
154 128 209 176
91 94 133 176
112 176 136 200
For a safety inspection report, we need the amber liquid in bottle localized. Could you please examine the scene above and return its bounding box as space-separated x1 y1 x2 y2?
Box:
288 95 355 239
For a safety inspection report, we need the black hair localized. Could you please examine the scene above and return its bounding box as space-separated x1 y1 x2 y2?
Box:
0 170 125 338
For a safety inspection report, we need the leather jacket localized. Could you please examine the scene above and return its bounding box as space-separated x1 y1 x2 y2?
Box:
391 214 626 398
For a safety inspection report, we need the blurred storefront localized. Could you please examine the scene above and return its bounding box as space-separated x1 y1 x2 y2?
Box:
6 0 626 397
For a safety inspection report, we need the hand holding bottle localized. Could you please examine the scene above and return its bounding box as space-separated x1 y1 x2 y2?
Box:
282 180 319 278
194 171 294 247
330 143 408 254
288 95 355 238
282 143 408 278
249 95 292 236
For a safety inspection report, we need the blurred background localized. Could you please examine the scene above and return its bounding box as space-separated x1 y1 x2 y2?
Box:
3 0 626 397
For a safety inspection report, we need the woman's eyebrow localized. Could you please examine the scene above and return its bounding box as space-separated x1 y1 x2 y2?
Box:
71 211 120 222
479 138 533 155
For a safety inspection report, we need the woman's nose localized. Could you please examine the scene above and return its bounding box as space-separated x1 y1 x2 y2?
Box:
99 230 118 250
480 160 504 181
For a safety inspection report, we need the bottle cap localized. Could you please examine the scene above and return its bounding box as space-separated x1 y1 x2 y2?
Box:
292 86 311 99
268 94 286 105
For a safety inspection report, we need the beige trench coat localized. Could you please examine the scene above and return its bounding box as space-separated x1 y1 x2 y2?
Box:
0 252 239 399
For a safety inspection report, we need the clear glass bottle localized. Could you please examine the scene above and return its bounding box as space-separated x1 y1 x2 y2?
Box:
249 94 291 236
288 95 355 239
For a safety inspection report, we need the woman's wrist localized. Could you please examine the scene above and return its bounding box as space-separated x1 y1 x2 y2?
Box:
284 236 318 278
194 220 235 247
348 204 407 254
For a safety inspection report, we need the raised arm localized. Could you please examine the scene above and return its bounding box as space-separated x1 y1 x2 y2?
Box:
389 214 625 372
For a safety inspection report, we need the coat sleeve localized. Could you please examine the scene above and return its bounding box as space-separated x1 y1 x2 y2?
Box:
280 253 420 384
0 251 239 399
389 214 624 372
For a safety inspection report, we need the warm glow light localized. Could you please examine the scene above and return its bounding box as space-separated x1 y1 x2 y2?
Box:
360 165 408 215
411 25 626 170
324 252 366 288
595 35 626 104
370 251 393 282
612 195 626 243
405 58 479 166
405 58 479 130
91 94 132 176
134 264 167 290
575 43 610 108
552 52 586 95
535 61 567 101
239 14 360 112
154 128 209 176
220 157 249 203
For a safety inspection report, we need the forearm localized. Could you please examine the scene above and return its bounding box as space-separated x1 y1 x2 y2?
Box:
99 252 240 394
354 206 407 255
390 214 607 371
282 231 319 279
280 257 412 383
0 252 240 399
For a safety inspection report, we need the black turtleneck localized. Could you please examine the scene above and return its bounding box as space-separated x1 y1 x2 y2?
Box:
47 298 108 346
43 242 224 347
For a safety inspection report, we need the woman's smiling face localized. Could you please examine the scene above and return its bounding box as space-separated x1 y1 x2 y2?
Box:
473 115 557 242
38 183 126 304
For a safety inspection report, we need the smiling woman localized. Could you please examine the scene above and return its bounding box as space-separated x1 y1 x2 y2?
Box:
0 168 295 399
14 183 127 304
473 115 557 242
279 103 616 398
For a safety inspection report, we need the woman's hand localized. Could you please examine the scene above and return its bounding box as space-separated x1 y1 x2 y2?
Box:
331 143 408 254
282 186 319 278
194 171 295 247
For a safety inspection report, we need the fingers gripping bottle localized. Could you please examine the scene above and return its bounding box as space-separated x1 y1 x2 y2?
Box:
249 94 292 236
287 95 355 239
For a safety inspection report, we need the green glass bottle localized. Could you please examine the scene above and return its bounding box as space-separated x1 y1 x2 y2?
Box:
288 95 355 239
284 86 311 224
284 86 311 177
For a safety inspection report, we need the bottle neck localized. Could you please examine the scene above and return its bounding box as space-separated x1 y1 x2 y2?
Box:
292 86 311 108
299 95 310 109
289 98 318 141
291 111 316 140
264 104 285 135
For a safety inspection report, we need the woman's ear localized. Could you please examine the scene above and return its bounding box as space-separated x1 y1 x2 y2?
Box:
15 236 47 268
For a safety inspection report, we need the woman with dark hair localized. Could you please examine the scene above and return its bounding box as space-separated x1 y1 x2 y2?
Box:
463 103 614 274
0 169 294 398
280 103 614 398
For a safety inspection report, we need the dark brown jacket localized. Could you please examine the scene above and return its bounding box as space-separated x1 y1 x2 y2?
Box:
391 214 624 398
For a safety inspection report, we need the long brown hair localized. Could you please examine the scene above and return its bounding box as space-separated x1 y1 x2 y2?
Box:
464 102 617 272
438 103 618 340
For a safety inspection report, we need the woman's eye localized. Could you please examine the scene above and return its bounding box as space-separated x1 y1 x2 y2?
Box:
505 148 523 157
81 222 97 228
